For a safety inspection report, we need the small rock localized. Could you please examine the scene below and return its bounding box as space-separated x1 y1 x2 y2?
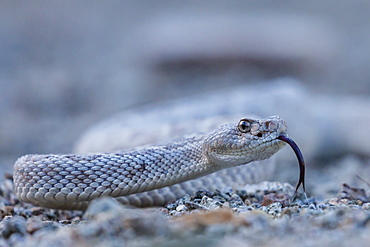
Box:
85 197 125 220
261 193 290 207
27 217 44 234
193 190 213 199
71 216 82 224
30 207 46 216
0 204 14 219
176 205 187 212
262 202 283 217
234 205 254 213
59 220 71 225
200 196 222 210
228 193 245 208
337 183 369 202
2 216 27 239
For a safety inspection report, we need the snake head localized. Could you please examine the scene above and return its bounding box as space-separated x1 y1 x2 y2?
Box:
203 115 288 168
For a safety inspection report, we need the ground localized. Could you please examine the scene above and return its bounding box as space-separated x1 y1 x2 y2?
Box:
1 175 370 247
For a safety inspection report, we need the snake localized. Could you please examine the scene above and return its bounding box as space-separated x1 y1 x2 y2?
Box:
13 115 305 210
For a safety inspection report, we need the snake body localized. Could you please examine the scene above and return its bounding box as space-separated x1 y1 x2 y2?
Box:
14 116 288 210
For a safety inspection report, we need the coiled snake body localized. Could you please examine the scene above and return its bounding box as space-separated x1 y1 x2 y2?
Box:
14 116 296 210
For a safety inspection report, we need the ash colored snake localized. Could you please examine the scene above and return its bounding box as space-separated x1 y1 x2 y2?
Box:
13 116 305 210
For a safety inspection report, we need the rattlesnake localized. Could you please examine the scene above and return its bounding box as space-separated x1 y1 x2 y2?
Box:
13 116 304 210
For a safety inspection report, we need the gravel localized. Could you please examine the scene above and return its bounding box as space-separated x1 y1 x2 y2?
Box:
1 173 370 247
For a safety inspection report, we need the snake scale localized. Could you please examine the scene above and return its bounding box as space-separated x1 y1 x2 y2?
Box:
13 116 304 210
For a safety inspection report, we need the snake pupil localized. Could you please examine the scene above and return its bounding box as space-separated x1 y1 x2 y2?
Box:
238 119 251 133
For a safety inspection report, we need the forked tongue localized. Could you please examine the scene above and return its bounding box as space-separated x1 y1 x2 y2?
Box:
277 135 308 201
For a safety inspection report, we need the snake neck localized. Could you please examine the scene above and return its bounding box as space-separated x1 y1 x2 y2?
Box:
137 136 220 183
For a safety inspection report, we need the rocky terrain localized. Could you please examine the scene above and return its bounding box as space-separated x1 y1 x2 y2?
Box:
1 172 370 247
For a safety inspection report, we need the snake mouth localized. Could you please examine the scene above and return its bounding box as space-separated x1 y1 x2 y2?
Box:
277 135 306 199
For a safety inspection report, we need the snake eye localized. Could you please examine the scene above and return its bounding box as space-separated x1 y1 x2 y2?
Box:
238 119 252 133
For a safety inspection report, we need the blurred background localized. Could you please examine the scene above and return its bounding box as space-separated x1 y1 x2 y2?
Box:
1 0 370 178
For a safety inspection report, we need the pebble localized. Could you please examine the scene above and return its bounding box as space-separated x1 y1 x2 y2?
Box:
176 204 187 212
2 216 27 239
362 203 370 210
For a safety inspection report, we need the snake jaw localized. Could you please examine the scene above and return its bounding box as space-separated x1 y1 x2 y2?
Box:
277 135 307 199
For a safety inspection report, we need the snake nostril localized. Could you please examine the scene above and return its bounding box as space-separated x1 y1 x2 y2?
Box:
257 133 263 138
